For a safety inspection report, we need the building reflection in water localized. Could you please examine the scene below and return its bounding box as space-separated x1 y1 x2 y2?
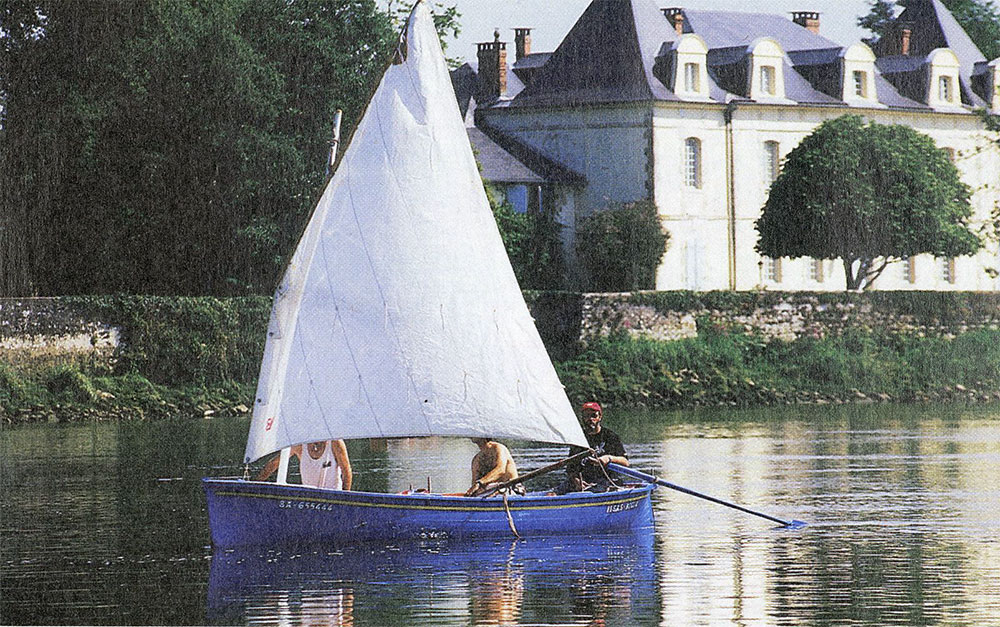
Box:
642 407 1000 625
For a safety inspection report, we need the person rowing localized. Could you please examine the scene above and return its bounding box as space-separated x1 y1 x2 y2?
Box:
465 438 524 496
563 401 629 493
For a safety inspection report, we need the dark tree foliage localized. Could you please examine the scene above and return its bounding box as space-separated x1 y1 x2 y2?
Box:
1 0 399 296
942 0 1000 59
858 0 898 42
576 201 668 292
485 183 565 290
756 115 980 291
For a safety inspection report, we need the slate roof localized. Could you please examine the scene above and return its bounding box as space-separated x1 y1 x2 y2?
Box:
682 10 840 53
475 125 586 185
467 128 546 184
510 0 680 107
452 60 526 123
467 0 985 113
873 0 989 106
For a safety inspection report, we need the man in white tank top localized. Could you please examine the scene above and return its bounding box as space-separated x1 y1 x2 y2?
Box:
254 440 352 490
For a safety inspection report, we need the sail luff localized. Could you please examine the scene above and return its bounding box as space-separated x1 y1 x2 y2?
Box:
244 1 588 464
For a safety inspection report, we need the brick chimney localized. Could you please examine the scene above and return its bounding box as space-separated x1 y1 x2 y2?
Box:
901 27 912 55
514 28 531 62
791 11 820 34
477 30 507 102
662 8 685 36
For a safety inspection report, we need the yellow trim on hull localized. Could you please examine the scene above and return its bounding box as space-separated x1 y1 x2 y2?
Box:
213 489 650 513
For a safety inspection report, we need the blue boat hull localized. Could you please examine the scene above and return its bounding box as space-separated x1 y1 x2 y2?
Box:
203 479 655 548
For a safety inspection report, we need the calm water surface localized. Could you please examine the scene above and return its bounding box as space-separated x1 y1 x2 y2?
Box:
2 403 1000 625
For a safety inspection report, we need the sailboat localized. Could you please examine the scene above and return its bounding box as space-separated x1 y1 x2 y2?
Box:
202 1 654 549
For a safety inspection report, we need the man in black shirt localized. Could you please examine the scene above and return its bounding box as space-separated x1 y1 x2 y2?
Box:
565 401 630 492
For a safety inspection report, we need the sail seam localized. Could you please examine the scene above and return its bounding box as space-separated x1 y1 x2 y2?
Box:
295 324 344 439
346 101 434 434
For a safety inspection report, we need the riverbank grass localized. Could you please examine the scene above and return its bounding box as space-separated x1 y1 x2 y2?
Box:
556 327 1000 408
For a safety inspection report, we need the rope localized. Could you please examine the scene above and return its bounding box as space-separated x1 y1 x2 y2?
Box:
593 457 622 490
502 490 520 538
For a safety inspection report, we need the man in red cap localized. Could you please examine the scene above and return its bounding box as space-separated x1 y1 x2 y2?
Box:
564 401 630 492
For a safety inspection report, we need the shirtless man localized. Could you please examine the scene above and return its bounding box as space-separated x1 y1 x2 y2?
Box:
465 438 519 496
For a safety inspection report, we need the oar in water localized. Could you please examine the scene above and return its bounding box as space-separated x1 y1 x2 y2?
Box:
607 462 806 529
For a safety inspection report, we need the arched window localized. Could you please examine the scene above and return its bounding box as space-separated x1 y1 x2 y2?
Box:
763 141 780 184
684 138 702 188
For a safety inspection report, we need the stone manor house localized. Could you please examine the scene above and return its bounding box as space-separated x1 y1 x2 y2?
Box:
452 0 1000 291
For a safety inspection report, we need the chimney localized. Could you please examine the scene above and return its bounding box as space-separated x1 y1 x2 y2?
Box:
901 27 912 55
791 11 820 34
477 30 507 102
662 8 685 36
514 28 531 62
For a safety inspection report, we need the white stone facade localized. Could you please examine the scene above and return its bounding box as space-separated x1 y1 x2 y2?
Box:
474 1 1000 292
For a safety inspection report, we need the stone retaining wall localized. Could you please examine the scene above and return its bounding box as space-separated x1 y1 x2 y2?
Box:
0 298 120 370
5 293 1000 370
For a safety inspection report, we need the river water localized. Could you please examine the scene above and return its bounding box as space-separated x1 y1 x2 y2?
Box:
2 403 1000 626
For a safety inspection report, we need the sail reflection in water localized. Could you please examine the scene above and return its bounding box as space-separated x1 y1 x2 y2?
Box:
206 531 660 626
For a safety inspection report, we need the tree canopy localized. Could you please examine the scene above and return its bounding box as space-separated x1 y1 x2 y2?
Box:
576 201 668 292
0 0 465 296
755 115 980 291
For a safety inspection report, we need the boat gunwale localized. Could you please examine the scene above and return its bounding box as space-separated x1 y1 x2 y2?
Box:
203 478 655 512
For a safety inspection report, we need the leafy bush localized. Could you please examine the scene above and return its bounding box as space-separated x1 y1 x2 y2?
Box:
490 188 564 290
70 295 270 386
576 201 668 292
555 327 1000 407
43 365 98 404
0 364 33 408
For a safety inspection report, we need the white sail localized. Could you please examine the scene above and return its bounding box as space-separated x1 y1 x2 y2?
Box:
244 1 588 463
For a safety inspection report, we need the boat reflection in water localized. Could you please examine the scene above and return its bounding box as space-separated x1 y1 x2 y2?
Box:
206 529 659 626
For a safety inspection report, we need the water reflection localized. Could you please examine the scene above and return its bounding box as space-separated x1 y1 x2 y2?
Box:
4 404 1000 625
206 532 659 626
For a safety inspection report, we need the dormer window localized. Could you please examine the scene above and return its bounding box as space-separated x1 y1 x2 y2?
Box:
748 39 787 100
670 34 710 99
939 75 954 102
927 48 962 109
760 65 776 95
684 62 700 92
840 43 879 106
853 70 868 98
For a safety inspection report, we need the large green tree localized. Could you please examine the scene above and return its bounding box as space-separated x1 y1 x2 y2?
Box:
1 0 399 296
756 115 980 291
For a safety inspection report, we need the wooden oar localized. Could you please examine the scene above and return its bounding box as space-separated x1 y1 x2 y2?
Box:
478 449 594 497
607 463 806 529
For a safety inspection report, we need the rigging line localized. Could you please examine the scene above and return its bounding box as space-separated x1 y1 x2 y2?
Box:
346 100 433 435
295 325 343 441
316 231 388 438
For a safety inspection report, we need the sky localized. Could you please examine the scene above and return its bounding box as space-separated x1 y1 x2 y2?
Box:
431 0 879 62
